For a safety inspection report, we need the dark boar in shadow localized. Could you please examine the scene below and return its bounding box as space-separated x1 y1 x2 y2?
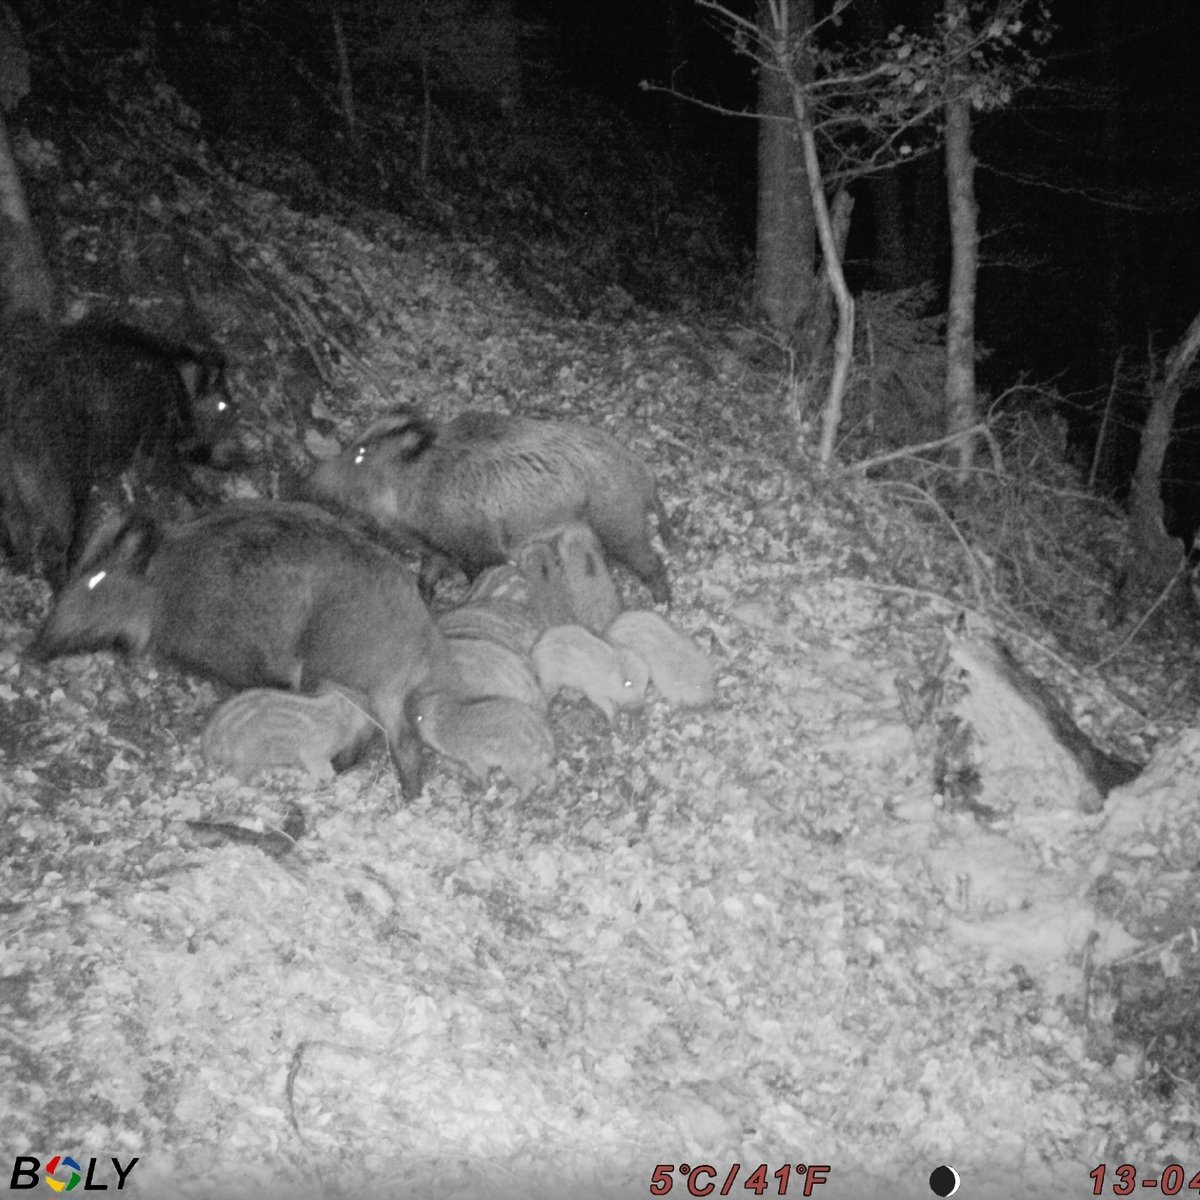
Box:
0 316 238 587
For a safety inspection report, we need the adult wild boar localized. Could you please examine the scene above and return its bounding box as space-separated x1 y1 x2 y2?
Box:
0 316 237 587
300 409 673 603
32 501 446 798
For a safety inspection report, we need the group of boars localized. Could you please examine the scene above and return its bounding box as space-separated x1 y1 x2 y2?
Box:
0 314 715 799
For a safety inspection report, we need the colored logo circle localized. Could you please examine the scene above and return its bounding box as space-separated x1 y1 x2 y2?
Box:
45 1156 81 1193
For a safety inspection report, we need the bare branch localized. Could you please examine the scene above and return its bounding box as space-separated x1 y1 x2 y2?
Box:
693 0 760 40
847 422 993 475
683 0 1051 191
639 80 770 122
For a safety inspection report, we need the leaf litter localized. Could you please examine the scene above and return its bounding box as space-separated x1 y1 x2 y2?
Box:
1 137 1197 1200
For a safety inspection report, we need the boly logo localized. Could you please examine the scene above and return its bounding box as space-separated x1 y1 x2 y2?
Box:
44 1157 81 1193
7 1157 139 1192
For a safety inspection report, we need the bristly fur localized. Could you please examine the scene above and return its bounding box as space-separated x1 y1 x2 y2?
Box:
301 410 673 604
0 315 237 586
32 501 450 799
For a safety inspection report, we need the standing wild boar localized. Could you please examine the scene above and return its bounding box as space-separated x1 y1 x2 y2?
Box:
299 409 673 603
32 501 447 798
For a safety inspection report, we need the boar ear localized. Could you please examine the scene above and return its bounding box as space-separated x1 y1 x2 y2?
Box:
361 409 437 460
176 358 201 398
174 343 227 402
76 511 161 576
117 513 162 572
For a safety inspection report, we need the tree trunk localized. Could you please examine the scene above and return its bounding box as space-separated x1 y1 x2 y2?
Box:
908 0 945 285
662 0 687 156
418 2 433 179
808 189 854 369
908 156 944 285
330 2 357 141
753 0 815 338
805 132 854 468
0 0 30 113
943 3 978 474
1096 0 1122 368
1123 310 1200 594
0 110 53 322
858 0 909 289
758 0 854 466
867 171 909 290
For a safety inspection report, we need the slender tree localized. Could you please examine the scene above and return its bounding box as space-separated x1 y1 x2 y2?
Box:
0 3 52 322
658 0 1050 464
330 2 358 143
1122 314 1200 598
754 0 816 338
699 0 854 465
859 0 911 290
942 0 979 473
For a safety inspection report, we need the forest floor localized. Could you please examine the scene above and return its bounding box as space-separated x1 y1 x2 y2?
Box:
2 154 1199 1200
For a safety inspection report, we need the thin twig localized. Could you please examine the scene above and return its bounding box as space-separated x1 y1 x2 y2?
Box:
881 479 994 608
1089 350 1123 491
846 422 991 474
1088 564 1192 670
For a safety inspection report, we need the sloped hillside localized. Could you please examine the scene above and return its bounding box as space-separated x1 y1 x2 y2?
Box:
2 85 1198 1200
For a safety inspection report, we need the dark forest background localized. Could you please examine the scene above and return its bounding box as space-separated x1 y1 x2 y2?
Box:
8 0 1200 530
